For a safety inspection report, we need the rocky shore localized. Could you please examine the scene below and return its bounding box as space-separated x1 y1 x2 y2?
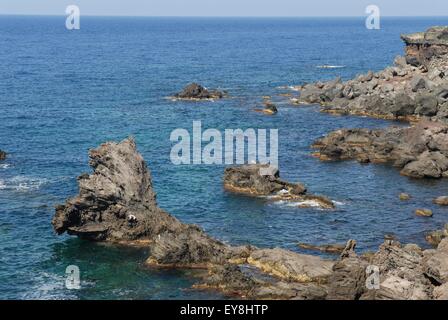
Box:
53 138 448 300
223 164 334 209
312 120 448 179
294 27 448 123
172 83 227 101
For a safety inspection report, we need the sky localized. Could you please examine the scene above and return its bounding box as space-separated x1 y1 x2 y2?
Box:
0 0 447 17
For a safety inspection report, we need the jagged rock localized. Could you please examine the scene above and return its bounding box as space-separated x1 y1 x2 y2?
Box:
401 27 448 67
362 241 432 300
173 83 226 100
327 241 369 300
434 196 448 206
0 150 6 161
312 120 448 179
292 27 448 122
415 94 439 116
401 151 448 178
223 164 334 209
423 239 448 285
52 137 232 267
410 76 428 92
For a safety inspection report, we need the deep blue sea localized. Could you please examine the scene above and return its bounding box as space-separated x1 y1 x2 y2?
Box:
2 16 448 299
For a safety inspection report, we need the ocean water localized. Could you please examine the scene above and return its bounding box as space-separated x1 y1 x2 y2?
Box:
2 16 448 299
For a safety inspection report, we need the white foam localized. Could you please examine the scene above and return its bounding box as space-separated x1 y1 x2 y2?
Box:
0 163 10 169
316 65 346 69
0 176 48 192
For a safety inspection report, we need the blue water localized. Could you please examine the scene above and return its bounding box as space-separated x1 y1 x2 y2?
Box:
2 16 448 299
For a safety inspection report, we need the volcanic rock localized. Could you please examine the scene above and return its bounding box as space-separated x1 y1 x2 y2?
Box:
174 83 226 100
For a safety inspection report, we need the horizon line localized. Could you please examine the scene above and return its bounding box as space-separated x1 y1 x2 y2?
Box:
1 13 448 18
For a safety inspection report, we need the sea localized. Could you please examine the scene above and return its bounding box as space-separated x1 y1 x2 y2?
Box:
1 16 448 299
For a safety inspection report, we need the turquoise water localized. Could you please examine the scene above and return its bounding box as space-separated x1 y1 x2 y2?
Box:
2 16 448 299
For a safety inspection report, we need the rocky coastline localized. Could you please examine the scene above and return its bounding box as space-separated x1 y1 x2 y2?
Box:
293 27 448 123
52 137 448 300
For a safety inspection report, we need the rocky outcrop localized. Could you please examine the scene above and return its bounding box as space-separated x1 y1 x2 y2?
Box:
312 120 448 179
293 27 448 124
0 150 6 161
53 138 448 300
223 164 335 208
173 83 226 101
52 138 231 267
254 101 278 115
401 26 448 67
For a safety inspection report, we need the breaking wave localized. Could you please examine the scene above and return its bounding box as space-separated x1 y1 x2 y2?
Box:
0 176 48 192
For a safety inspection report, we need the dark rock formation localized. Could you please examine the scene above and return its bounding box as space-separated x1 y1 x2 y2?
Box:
0 150 6 161
53 138 448 300
52 138 230 266
401 27 448 67
292 27 448 124
173 83 226 101
223 164 335 209
312 120 448 179
254 100 278 115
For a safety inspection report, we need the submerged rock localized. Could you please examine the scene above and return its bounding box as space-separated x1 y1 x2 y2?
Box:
312 120 448 179
434 196 448 206
415 209 433 217
223 164 334 209
173 83 226 100
399 193 411 201
0 150 6 161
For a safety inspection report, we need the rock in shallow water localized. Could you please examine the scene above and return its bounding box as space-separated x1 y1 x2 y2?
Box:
312 120 448 179
173 83 226 100
0 150 6 161
52 137 230 266
223 164 334 209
